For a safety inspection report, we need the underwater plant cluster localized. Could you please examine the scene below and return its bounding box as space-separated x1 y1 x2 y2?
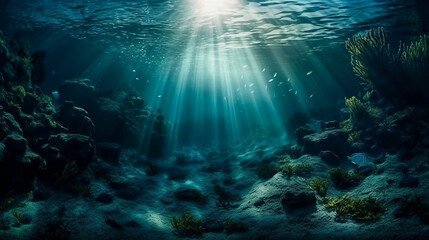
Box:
1 23 429 239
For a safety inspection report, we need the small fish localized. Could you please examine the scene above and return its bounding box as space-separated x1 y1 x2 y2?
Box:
243 65 248 68
310 94 313 98
250 90 255 94
157 95 162 98
294 90 298 95
262 68 266 72
249 83 254 87
268 79 274 82
348 153 370 166
273 72 277 78
279 81 284 85
51 91 59 99
289 88 293 92
135 77 139 81
287 77 291 82
306 70 313 75
265 85 268 90
132 69 136 73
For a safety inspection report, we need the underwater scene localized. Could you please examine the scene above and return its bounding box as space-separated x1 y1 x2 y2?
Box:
0 0 429 239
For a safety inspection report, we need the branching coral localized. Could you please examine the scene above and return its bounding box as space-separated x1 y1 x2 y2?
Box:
346 27 429 107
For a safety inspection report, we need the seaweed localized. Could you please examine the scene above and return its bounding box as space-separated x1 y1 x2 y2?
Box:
223 218 248 235
170 213 204 237
346 27 429 108
12 209 24 224
257 163 279 179
280 158 313 177
329 168 363 189
323 195 384 221
309 178 329 196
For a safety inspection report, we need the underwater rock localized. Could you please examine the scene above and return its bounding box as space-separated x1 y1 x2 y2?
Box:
22 92 39 114
96 142 122 164
399 176 419 188
302 129 349 156
319 150 340 165
303 129 349 157
0 217 10 230
56 101 95 137
3 132 27 155
281 182 316 209
96 192 114 204
58 79 96 111
295 127 315 145
321 120 339 130
254 198 265 207
0 110 23 139
203 214 224 233
47 133 95 169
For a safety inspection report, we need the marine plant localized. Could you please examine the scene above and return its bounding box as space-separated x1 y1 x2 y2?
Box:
346 27 429 108
170 213 204 237
223 218 248 235
12 85 26 98
323 195 384 221
12 209 24 224
309 178 329 196
0 195 14 212
345 96 371 125
329 168 363 189
55 160 79 186
280 158 313 177
257 163 279 179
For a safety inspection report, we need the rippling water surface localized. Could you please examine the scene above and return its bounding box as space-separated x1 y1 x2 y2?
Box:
2 0 428 147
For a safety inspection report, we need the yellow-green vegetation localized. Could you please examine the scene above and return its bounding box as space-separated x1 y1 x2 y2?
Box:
55 160 79 186
223 218 248 235
309 178 329 196
323 195 384 221
8 101 22 112
12 85 26 98
345 96 374 130
170 213 204 237
40 94 54 109
346 27 429 107
329 168 363 189
0 196 14 212
280 158 313 177
257 162 279 179
12 209 24 224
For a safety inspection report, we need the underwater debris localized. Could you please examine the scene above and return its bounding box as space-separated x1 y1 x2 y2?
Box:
323 195 384 222
170 213 204 237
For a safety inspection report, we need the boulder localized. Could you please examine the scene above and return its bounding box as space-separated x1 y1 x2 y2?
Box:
58 79 96 111
47 133 95 169
281 181 316 209
295 127 315 145
399 176 419 188
302 129 349 156
56 101 95 137
0 111 23 140
3 133 27 155
319 150 340 165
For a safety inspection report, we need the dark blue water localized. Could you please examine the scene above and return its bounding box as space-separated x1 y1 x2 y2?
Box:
1 0 428 148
